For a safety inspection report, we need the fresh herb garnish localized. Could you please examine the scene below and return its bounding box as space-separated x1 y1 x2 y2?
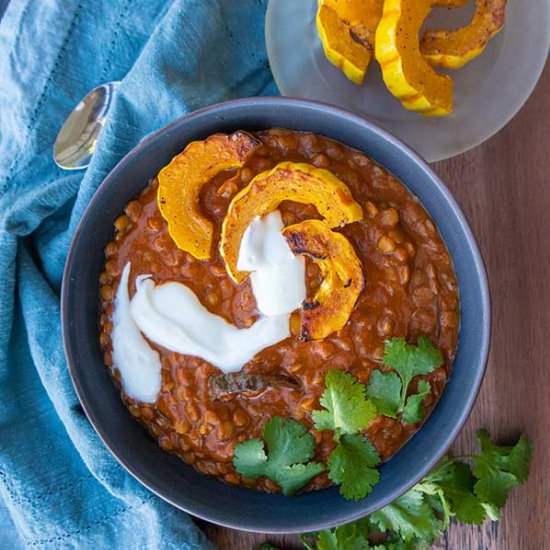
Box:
367 337 443 424
401 380 431 424
235 339 444 500
328 433 380 501
302 430 532 550
313 369 380 501
301 518 373 550
312 369 378 437
369 488 443 545
472 429 532 516
233 416 324 496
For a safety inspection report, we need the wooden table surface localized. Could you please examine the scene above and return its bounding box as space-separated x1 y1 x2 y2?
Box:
198 62 550 550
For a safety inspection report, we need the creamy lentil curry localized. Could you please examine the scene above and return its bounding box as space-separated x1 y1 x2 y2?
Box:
99 129 459 494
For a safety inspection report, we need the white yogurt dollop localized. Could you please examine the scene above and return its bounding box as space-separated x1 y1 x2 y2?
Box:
130 276 291 372
111 210 306 399
111 263 162 403
237 210 306 316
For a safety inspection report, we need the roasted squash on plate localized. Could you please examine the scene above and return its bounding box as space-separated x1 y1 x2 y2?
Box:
421 0 507 69
316 0 384 83
376 0 462 116
316 0 508 116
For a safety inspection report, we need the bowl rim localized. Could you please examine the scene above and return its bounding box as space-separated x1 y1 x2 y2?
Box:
61 96 491 533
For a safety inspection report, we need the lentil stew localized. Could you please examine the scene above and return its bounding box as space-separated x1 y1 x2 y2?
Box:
98 129 459 494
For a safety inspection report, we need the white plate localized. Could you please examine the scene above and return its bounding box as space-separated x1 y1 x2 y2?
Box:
266 0 550 162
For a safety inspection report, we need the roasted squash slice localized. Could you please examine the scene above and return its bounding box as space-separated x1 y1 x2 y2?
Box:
376 0 465 116
283 220 364 341
158 132 259 260
220 162 363 283
421 0 507 69
316 0 383 84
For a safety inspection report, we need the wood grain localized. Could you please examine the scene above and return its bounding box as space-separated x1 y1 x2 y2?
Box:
197 61 550 550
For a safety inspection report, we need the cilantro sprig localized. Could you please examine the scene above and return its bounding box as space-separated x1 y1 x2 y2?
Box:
300 430 532 550
312 369 380 501
233 339 445 500
233 416 324 496
367 337 443 424
472 429 532 517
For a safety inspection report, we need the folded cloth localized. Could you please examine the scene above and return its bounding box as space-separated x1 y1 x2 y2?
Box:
0 0 276 547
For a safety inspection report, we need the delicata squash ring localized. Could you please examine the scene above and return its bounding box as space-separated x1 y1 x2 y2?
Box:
220 161 363 283
283 220 364 341
316 0 383 84
158 132 259 260
375 0 465 116
421 0 507 69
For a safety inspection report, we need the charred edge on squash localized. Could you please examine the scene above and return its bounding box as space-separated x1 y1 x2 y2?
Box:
350 29 369 47
232 131 261 156
286 233 328 260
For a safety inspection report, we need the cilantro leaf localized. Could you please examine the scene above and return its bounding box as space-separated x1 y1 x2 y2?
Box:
366 370 401 418
402 380 431 424
384 337 442 411
263 414 316 467
312 370 377 437
316 526 369 550
367 338 441 424
314 532 338 550
384 337 443 379
328 434 380 500
233 417 324 495
233 439 269 478
369 489 443 544
473 430 532 511
304 518 374 550
278 463 328 497
421 458 486 525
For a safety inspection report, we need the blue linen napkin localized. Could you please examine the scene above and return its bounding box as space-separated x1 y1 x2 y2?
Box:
0 0 276 547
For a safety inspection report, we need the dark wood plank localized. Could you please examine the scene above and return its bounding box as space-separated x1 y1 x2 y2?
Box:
199 62 550 550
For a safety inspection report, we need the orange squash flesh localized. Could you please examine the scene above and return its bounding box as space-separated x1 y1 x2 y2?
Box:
316 0 383 84
421 0 507 69
158 132 259 260
220 162 363 283
283 220 364 341
322 0 383 31
375 0 464 116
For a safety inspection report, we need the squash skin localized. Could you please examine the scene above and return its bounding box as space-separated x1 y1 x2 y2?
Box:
220 161 363 283
283 220 364 341
421 0 507 69
375 0 464 116
316 0 383 84
158 132 259 260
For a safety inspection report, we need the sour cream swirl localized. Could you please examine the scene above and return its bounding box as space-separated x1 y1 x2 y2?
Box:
111 211 305 401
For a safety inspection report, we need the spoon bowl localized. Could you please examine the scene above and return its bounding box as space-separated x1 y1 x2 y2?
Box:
54 82 119 170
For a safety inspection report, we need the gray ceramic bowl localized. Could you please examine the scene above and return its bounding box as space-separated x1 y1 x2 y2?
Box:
62 97 490 534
